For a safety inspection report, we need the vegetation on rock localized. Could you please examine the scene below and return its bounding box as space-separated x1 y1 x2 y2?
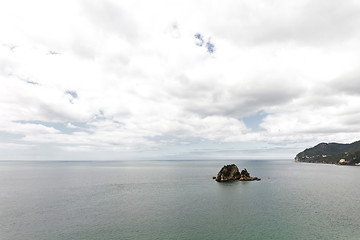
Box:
216 164 241 182
295 140 360 165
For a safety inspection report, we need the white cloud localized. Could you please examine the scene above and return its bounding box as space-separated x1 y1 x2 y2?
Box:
0 143 35 150
1 0 360 160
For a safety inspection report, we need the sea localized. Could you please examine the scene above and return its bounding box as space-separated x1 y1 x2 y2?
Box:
1 160 360 240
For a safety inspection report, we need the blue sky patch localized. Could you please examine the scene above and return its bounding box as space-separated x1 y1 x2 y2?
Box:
206 40 215 54
26 80 39 85
65 90 78 99
242 111 268 131
194 33 204 46
194 33 215 54
48 50 60 55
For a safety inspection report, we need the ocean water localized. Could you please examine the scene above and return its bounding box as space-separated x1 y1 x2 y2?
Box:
1 160 360 240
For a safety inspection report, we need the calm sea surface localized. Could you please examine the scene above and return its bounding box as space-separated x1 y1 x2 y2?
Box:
1 160 360 240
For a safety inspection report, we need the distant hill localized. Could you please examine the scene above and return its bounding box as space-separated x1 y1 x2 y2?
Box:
295 140 360 165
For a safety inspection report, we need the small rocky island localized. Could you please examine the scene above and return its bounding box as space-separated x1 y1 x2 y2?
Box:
215 164 261 182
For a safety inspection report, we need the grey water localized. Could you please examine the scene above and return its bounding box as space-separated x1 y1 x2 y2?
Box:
1 160 360 240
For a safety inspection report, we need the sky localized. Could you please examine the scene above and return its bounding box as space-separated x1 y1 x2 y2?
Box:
1 0 360 160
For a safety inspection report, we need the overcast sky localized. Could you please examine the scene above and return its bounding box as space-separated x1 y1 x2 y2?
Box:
1 0 360 160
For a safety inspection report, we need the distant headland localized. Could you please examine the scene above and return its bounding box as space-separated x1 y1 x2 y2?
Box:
295 140 360 165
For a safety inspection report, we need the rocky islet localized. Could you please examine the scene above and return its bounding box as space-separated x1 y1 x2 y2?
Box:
215 164 261 182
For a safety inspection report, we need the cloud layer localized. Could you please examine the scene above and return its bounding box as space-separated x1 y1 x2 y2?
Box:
1 0 360 160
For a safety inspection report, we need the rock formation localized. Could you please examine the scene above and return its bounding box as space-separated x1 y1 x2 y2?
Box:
239 168 261 181
215 164 261 182
216 164 241 182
